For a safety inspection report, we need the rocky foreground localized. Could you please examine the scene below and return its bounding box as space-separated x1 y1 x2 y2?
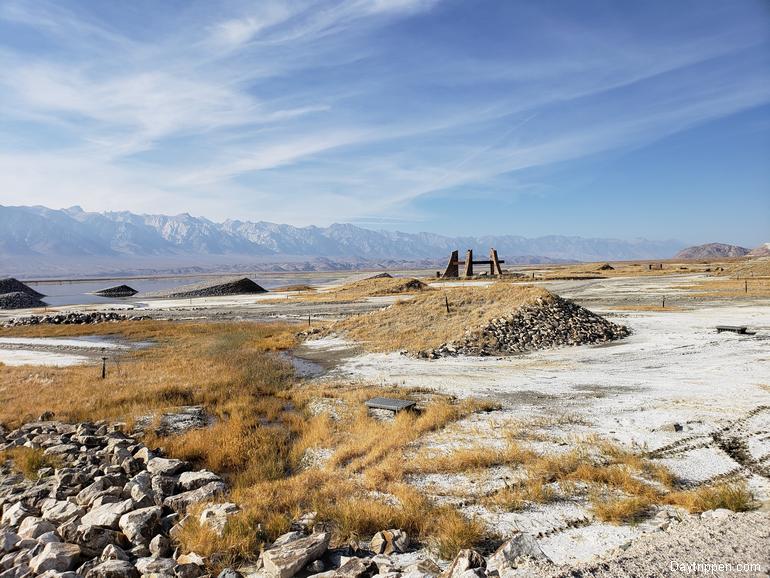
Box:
424 296 629 358
2 420 767 578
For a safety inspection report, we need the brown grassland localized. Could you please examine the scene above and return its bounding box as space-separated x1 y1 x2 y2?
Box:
335 283 551 353
267 276 432 304
0 319 756 569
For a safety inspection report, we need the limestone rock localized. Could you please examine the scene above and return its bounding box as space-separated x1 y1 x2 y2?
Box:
486 533 548 573
85 559 139 578
370 530 409 555
440 550 485 578
261 531 331 578
163 481 226 514
178 470 222 492
146 458 189 477
81 499 135 530
118 506 161 545
29 542 81 573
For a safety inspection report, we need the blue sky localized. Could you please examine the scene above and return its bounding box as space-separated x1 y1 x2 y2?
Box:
0 0 768 246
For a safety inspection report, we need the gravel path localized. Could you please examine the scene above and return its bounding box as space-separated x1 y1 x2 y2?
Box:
540 511 770 578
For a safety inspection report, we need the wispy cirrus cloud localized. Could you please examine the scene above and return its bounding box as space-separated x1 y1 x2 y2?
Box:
0 0 767 232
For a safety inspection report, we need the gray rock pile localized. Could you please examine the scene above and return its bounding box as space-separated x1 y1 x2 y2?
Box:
147 278 266 299
0 293 46 311
423 296 629 358
0 420 231 578
93 287 138 298
3 313 148 328
0 280 44 299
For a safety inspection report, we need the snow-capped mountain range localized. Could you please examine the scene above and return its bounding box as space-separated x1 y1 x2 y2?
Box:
1 204 687 277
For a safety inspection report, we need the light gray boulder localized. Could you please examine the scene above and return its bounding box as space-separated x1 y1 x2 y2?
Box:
163 481 226 514
18 516 57 539
146 458 189 477
42 501 85 525
370 530 409 555
485 533 548 574
440 549 485 578
178 470 222 492
80 500 135 530
29 542 81 573
118 506 161 545
85 559 139 578
198 502 239 537
261 531 330 578
0 532 19 554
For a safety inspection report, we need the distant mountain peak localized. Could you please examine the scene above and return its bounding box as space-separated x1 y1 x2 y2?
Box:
0 205 685 276
674 242 750 259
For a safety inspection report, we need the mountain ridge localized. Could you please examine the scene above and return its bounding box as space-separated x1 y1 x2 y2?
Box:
674 243 750 259
0 204 689 277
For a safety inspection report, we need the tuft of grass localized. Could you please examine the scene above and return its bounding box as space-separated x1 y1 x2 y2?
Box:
665 482 754 513
0 447 63 478
592 495 652 523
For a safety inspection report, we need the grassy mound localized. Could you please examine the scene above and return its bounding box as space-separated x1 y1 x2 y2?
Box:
335 283 628 355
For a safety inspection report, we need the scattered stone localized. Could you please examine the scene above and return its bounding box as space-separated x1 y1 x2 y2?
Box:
199 502 239 537
85 559 139 578
370 530 409 555
440 549 485 578
486 533 548 573
262 532 331 578
29 542 81 573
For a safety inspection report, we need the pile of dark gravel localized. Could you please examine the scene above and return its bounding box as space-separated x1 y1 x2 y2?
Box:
93 285 138 297
0 278 44 298
147 277 267 299
422 295 629 358
0 292 46 310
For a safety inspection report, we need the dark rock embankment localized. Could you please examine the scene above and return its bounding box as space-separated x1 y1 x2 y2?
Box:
424 296 629 358
0 293 46 311
3 312 149 328
93 286 138 298
147 278 267 299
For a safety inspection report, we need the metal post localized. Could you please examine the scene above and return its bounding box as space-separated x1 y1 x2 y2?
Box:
101 357 107 379
745 280 748 293
662 297 665 309
445 295 450 314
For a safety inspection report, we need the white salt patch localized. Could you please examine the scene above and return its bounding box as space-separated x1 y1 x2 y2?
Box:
0 337 130 350
656 447 740 484
0 349 90 366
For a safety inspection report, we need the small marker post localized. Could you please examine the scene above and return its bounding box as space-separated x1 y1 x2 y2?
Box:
445 295 450 314
101 356 108 379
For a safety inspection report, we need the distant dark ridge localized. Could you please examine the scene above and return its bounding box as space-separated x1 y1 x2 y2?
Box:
93 284 138 297
146 277 267 299
0 277 44 298
0 292 46 310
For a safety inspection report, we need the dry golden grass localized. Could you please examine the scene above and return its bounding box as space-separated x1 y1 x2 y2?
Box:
0 319 499 566
265 276 433 304
666 481 754 513
591 495 652 523
335 283 551 352
0 320 296 428
0 447 63 479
